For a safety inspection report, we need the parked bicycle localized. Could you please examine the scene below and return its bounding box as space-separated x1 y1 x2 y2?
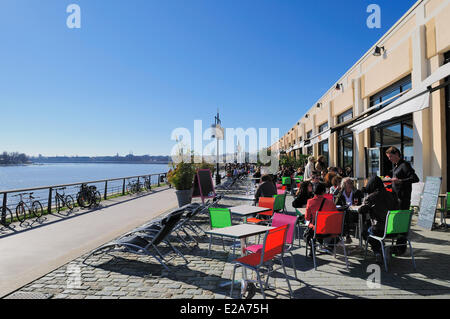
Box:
14 192 44 222
127 179 142 194
144 177 151 191
54 187 75 213
0 206 14 226
76 184 101 208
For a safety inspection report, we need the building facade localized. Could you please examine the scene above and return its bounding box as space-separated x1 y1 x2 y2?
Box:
272 0 450 192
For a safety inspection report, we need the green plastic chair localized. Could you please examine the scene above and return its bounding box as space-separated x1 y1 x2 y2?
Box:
295 176 304 183
364 210 416 272
273 194 286 213
208 208 236 256
437 192 450 215
282 177 291 186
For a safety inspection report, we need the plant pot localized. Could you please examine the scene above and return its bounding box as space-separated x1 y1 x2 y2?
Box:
175 189 193 207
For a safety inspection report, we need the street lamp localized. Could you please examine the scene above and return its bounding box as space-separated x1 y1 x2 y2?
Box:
212 110 223 185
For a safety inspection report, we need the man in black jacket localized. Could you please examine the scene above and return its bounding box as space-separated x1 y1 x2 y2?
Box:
254 174 277 205
386 146 420 210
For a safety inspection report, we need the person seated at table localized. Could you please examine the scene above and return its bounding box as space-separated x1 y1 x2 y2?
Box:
334 177 364 207
323 171 337 189
294 167 304 178
254 174 278 205
293 181 314 209
329 175 342 195
359 176 399 261
334 177 364 243
304 183 338 251
310 171 321 193
252 167 262 183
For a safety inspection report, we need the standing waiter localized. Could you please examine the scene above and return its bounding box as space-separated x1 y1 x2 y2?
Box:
385 146 420 210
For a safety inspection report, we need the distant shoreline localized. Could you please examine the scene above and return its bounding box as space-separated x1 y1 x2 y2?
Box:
1 162 170 167
33 161 170 165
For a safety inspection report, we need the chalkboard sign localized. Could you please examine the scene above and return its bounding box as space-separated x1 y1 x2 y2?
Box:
417 177 442 230
410 182 425 207
192 169 216 203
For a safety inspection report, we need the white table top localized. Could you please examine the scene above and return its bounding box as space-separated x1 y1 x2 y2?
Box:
205 224 274 239
229 205 271 216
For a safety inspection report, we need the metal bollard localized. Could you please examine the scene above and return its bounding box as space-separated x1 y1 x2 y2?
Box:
1 193 7 225
48 188 53 214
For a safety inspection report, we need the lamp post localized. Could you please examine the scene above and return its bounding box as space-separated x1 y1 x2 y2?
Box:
213 110 222 185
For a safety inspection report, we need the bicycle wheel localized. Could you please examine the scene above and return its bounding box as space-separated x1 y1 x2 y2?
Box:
32 201 43 218
1 207 14 226
55 196 62 213
77 192 90 208
65 195 75 210
127 184 134 194
16 203 27 222
94 191 102 206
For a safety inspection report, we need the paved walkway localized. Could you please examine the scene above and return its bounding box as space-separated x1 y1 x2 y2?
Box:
4 179 450 299
0 187 177 298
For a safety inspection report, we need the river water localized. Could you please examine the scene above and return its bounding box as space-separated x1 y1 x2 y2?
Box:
0 163 170 207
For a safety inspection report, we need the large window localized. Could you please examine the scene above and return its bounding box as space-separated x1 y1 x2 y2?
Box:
319 140 329 166
319 122 328 133
370 115 414 176
306 130 312 139
370 75 412 110
338 109 353 124
337 109 354 173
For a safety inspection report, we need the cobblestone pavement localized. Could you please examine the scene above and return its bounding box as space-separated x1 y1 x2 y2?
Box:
7 179 450 299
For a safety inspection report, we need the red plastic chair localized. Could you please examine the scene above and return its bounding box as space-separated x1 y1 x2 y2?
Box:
308 211 349 270
230 225 293 299
247 197 275 225
245 213 299 280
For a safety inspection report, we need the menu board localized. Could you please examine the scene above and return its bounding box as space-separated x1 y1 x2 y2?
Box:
410 182 425 207
417 177 442 230
192 169 216 203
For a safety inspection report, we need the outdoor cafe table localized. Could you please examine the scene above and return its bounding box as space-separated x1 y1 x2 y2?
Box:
229 205 271 223
205 224 274 295
348 205 364 247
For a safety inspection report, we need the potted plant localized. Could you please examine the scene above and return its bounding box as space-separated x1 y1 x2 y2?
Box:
168 161 196 207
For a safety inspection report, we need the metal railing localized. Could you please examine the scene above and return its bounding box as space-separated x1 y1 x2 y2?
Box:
0 172 169 224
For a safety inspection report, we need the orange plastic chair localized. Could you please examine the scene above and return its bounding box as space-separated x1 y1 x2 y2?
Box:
230 225 293 299
308 211 349 270
247 197 275 225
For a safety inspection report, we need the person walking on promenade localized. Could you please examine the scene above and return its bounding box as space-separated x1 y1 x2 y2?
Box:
304 156 316 181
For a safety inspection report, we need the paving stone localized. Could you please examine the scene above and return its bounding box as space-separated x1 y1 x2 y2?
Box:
11 182 450 300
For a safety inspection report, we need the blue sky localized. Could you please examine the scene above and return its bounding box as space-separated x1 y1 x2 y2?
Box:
0 0 416 156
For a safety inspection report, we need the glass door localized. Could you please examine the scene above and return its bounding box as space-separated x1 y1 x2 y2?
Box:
366 148 380 177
